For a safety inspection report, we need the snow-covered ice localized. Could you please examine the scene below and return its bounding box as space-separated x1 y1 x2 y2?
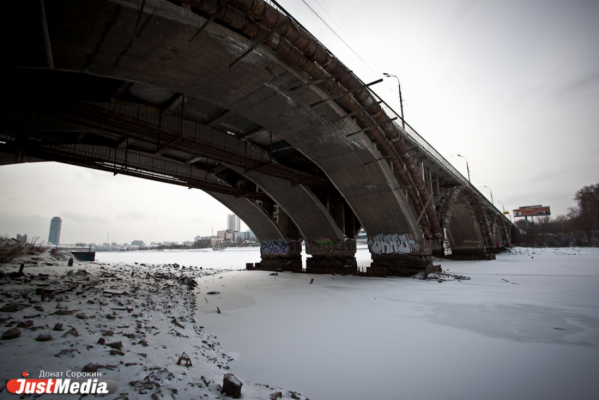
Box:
2 246 598 399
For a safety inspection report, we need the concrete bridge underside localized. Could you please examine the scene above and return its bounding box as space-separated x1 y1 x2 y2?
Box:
0 0 513 275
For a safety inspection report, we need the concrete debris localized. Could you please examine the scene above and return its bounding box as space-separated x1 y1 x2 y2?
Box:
222 373 243 399
1 328 21 340
35 334 53 341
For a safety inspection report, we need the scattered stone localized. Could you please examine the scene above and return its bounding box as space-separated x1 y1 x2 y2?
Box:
1 328 21 340
138 339 149 347
54 310 74 316
34 305 44 312
36 334 52 342
270 392 283 400
222 374 242 399
53 323 63 331
30 326 45 332
270 273 278 276
1 304 22 313
97 338 106 345
62 327 79 337
106 314 116 320
82 363 99 373
106 341 123 350
171 318 185 329
54 349 79 358
101 330 114 337
17 321 34 329
68 258 74 266
76 313 88 320
109 349 125 356
207 291 220 295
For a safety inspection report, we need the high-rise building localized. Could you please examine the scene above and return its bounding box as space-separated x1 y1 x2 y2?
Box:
227 214 241 232
48 217 62 245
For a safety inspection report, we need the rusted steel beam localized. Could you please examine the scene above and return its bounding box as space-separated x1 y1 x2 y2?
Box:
332 100 382 123
363 152 398 166
346 117 397 138
289 70 353 91
228 18 289 69
132 0 147 40
188 1 225 44
155 134 185 156
309 79 383 108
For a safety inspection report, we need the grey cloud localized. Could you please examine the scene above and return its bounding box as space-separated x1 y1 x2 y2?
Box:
115 212 146 221
62 212 106 224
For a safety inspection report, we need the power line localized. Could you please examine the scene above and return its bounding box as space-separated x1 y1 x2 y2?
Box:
300 0 381 79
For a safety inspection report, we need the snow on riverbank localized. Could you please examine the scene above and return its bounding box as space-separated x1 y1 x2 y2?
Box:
2 247 599 399
0 251 308 399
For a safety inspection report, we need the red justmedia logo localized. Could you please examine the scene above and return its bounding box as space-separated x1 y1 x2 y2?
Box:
6 372 118 395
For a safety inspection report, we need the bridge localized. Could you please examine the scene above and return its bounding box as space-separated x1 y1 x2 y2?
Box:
0 0 514 276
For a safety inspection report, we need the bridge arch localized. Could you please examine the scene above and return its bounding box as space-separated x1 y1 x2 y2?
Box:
437 186 493 257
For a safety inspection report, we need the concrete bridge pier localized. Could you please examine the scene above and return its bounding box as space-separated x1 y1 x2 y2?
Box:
306 238 358 275
258 239 303 272
305 239 357 275
370 254 433 277
365 234 434 277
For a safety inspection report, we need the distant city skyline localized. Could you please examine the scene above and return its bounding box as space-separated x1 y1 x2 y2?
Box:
48 216 62 245
0 162 248 244
227 214 241 232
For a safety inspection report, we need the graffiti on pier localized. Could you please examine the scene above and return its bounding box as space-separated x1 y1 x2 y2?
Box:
308 237 342 253
261 239 288 255
368 233 412 255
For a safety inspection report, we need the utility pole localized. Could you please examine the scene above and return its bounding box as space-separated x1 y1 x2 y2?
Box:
383 73 405 129
484 185 494 205
457 154 470 182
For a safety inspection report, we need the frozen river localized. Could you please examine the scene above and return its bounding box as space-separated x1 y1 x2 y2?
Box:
97 247 599 399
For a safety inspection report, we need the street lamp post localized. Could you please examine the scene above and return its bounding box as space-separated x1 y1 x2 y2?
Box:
484 185 494 205
457 154 470 182
383 72 404 129
497 200 505 213
497 200 511 221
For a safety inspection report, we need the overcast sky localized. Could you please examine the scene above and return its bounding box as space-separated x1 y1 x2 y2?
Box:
1 0 598 244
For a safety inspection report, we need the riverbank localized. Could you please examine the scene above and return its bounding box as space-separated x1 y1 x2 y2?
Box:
0 250 308 399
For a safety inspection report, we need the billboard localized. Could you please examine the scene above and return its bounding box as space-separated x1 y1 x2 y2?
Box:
513 205 551 218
